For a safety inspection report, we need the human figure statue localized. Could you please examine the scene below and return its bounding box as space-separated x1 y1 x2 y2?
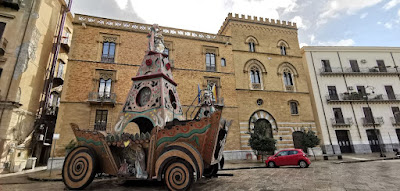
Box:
147 24 165 53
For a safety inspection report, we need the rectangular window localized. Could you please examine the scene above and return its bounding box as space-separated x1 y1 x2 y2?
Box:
290 102 298 115
350 60 360 72
205 77 221 103
357 86 366 98
94 110 108 131
377 60 387 72
249 42 255 52
101 42 116 63
363 107 374 123
392 107 400 123
322 60 332 72
333 108 345 124
385 86 396 100
328 86 338 100
0 22 6 39
56 60 65 78
206 53 216 71
98 79 112 98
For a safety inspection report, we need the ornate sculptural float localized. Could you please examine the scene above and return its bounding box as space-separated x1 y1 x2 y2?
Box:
62 24 231 191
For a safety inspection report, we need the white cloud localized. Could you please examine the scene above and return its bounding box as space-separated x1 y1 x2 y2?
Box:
310 34 315 44
383 0 400 10
299 43 308 48
123 0 298 33
318 0 383 25
291 16 307 30
317 39 355 46
398 8 400 16
384 22 393 29
360 12 368 19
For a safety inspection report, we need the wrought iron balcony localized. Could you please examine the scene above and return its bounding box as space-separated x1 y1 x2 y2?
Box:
206 66 216 72
391 117 400 126
285 85 294 92
362 117 384 126
88 92 116 105
0 37 8 56
45 106 59 117
326 93 400 103
320 66 400 75
331 118 353 126
251 83 262 90
94 122 107 131
101 56 115 63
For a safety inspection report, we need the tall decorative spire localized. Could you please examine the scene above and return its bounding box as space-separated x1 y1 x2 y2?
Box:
147 24 165 54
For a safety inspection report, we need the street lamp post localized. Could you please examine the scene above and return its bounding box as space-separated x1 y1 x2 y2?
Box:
364 86 386 157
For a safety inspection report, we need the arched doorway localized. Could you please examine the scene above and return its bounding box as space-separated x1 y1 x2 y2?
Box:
248 110 277 133
254 119 273 138
292 131 307 152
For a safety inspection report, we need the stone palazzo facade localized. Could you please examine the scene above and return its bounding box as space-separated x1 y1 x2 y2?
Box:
53 13 317 160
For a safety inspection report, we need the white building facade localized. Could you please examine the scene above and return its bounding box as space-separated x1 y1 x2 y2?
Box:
303 46 400 154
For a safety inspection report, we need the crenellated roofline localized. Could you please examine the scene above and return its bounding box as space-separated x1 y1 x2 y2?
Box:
74 14 231 44
218 13 297 35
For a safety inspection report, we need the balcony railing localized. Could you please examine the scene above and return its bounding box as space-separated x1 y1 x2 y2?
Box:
251 83 262 90
206 66 216 72
331 118 353 126
2 0 21 10
94 122 107 131
320 67 400 75
362 117 384 126
0 37 8 56
88 92 116 104
285 85 294 92
391 117 400 126
101 56 115 63
326 93 400 103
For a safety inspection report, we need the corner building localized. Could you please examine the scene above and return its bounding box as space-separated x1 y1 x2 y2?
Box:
54 13 316 160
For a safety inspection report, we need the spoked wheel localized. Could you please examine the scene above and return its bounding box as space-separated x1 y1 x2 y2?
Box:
164 159 194 191
62 146 97 190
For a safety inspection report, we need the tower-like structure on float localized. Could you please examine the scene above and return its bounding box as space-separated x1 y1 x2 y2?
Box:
114 24 183 134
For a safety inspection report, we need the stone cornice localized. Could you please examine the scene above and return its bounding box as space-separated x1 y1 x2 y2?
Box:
302 46 400 52
74 14 231 44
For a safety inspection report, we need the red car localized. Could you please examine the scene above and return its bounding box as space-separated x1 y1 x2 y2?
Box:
265 149 311 168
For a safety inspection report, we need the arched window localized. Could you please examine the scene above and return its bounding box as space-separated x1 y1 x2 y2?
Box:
277 40 289 56
290 101 298 115
250 66 261 84
245 36 258 53
221 58 226 67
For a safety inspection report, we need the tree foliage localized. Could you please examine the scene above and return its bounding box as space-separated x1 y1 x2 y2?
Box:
248 120 276 155
302 130 320 149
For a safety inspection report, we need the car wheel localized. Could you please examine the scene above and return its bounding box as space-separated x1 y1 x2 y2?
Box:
268 161 276 168
299 160 308 168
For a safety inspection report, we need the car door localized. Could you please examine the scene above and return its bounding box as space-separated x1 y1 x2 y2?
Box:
287 150 299 165
275 151 289 166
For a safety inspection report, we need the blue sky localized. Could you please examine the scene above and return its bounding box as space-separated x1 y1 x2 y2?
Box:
72 0 400 47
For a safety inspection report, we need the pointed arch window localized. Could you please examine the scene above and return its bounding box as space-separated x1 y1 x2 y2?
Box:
290 101 298 115
283 69 294 91
280 46 286 55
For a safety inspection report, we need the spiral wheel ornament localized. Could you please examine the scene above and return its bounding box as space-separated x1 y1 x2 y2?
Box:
62 146 97 190
164 159 194 191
